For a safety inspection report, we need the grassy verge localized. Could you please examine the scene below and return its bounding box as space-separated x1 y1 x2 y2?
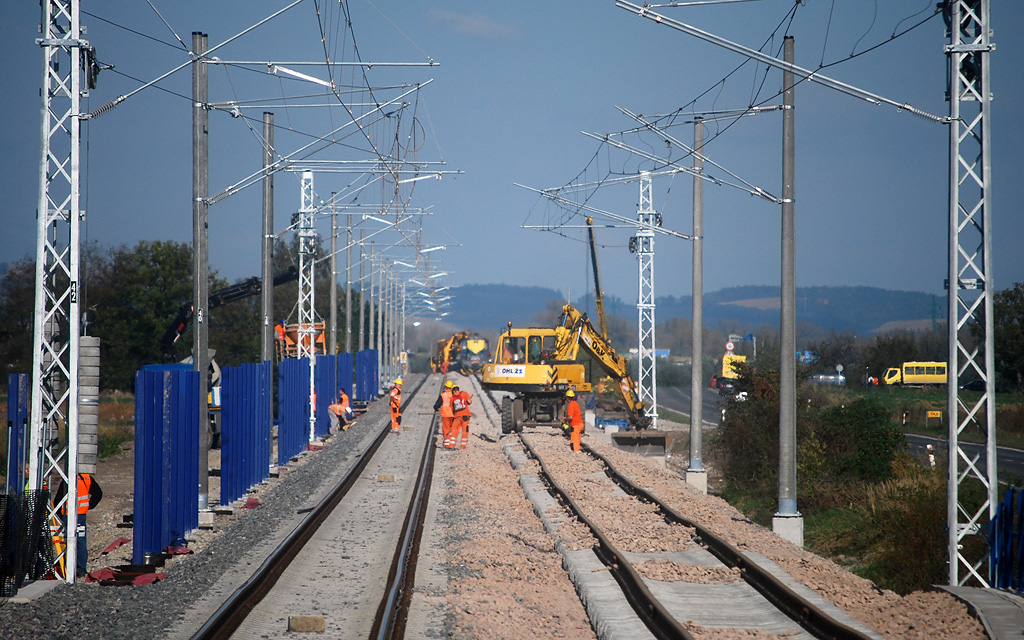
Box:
98 391 135 458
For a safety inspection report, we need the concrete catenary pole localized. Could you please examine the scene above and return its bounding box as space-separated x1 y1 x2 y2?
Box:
260 111 274 474
345 214 353 353
686 117 707 494
773 35 802 546
261 112 274 366
358 228 365 351
193 32 211 514
330 193 338 355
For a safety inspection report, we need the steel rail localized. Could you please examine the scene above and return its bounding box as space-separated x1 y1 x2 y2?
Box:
518 435 696 640
371 410 439 640
582 444 875 640
191 375 430 640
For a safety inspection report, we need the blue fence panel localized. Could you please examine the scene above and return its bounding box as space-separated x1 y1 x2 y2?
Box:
221 362 271 505
991 486 1024 592
355 350 379 402
278 358 310 465
6 374 29 495
337 353 354 403
315 354 336 438
133 365 199 564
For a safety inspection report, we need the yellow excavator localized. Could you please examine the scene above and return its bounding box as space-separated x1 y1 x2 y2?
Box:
481 304 650 433
431 331 469 373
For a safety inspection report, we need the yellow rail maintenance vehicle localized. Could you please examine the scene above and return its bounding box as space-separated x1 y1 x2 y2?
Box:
883 361 948 387
482 304 650 434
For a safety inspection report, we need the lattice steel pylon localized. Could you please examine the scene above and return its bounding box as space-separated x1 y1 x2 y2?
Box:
29 0 85 582
297 171 318 441
632 172 658 429
945 0 997 587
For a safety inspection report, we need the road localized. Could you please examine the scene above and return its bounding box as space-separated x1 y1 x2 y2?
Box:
657 385 726 427
906 433 1024 482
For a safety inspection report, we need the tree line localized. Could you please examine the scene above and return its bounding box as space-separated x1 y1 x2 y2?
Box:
0 239 373 391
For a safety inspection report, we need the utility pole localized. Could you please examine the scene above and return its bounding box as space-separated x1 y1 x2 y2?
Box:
686 117 707 494
261 111 274 475
330 193 337 355
773 35 802 546
30 0 84 581
345 213 353 353
261 112 274 366
358 229 365 351
193 31 211 515
946 0 997 587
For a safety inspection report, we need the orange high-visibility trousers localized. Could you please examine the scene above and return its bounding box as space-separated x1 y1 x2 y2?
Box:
441 416 455 448
570 423 583 452
390 404 401 432
455 415 470 449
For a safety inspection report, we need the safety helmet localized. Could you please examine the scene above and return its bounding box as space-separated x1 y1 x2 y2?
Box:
566 390 575 398
395 378 403 386
444 380 454 388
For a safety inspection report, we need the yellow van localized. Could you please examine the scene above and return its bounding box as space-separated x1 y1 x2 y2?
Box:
882 362 947 386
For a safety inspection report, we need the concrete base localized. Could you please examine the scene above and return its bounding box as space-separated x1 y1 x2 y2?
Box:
772 514 804 547
198 510 215 530
685 469 707 494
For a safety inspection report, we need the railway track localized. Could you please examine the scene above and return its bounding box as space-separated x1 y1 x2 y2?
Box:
474 380 881 640
191 375 438 640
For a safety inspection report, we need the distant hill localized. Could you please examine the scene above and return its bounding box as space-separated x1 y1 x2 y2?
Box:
443 283 945 336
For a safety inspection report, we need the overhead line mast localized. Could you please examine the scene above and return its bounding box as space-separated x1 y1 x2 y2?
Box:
30 0 85 582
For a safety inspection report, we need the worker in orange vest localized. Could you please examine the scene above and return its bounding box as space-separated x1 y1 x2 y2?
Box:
451 382 472 449
58 472 103 578
389 378 403 433
329 388 352 431
562 390 584 453
433 380 456 448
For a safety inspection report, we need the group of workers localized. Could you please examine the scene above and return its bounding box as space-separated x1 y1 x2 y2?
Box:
434 379 472 449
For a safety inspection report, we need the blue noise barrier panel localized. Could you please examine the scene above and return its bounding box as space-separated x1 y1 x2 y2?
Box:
6 374 29 495
133 365 199 564
355 350 379 402
221 362 271 505
991 486 1024 592
278 358 310 465
315 354 337 439
337 352 354 403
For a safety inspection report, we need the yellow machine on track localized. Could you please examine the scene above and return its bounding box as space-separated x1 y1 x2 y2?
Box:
482 304 650 433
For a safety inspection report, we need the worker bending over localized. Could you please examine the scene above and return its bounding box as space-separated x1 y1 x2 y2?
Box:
329 388 353 431
434 380 456 448
451 383 472 449
389 378 403 433
562 390 584 453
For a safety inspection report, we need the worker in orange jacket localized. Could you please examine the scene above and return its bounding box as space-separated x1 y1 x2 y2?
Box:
389 378 403 433
433 380 456 448
451 383 472 449
329 388 352 431
58 472 103 578
562 390 584 453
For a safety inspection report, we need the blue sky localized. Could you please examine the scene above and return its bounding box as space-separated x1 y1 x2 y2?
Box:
2 1 1021 312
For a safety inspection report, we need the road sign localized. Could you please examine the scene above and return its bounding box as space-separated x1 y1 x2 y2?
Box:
725 341 735 352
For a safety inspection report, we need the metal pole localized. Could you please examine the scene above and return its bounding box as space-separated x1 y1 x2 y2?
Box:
358 229 365 351
345 214 353 353
260 112 274 365
400 282 406 373
193 32 210 513
261 111 275 474
377 258 385 389
773 36 802 546
687 117 706 493
330 193 337 355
